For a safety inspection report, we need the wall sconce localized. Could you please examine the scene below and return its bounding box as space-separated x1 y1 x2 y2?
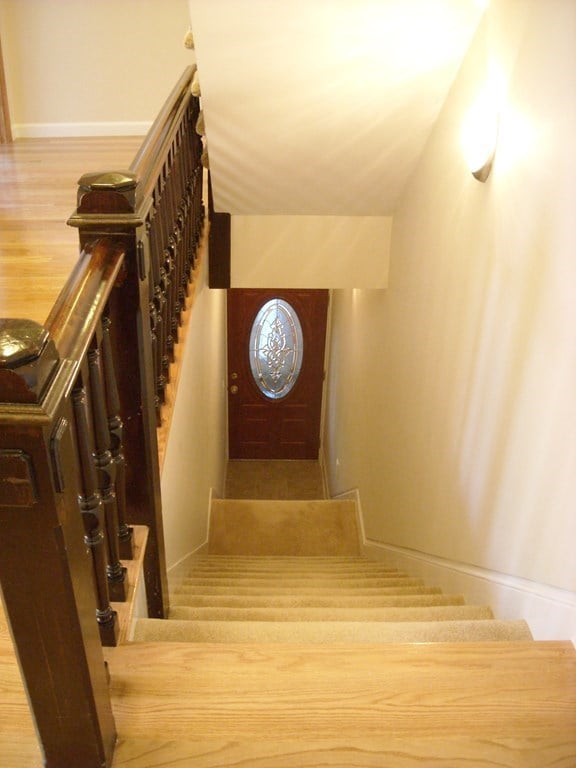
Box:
461 86 499 182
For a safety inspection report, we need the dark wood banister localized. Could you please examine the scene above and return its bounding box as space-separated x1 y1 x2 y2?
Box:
46 238 126 363
0 66 203 767
130 66 195 199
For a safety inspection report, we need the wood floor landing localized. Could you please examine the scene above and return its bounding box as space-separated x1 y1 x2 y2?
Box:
105 639 576 767
0 136 142 323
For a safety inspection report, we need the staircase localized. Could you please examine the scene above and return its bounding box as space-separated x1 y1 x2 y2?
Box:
115 499 576 767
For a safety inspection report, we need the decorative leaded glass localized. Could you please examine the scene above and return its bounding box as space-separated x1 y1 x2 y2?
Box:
249 299 304 400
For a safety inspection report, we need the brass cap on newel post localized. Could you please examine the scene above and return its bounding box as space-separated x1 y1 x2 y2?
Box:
0 319 59 404
76 171 139 215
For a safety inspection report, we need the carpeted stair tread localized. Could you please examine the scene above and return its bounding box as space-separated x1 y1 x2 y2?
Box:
170 587 444 607
169 603 493 622
179 575 420 588
173 579 427 596
133 617 532 643
156 551 528 647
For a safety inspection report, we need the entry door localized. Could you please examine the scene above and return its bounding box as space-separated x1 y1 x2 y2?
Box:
227 289 329 459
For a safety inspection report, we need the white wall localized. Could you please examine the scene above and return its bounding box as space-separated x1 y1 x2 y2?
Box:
231 215 392 289
325 0 576 638
160 255 228 572
0 0 192 137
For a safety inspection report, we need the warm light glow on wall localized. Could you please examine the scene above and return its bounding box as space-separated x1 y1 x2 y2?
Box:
496 107 537 176
461 85 499 181
461 63 503 182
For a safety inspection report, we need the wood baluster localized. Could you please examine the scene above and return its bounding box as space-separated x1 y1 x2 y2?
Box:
191 168 201 269
154 175 170 392
88 344 127 602
101 314 135 560
180 202 192 299
175 132 188 311
174 150 189 309
157 150 183 371
180 114 193 279
192 95 205 259
71 383 119 647
192 164 204 266
187 169 198 276
147 212 166 409
157 257 170 389
166 239 179 351
149 301 162 424
150 233 167 403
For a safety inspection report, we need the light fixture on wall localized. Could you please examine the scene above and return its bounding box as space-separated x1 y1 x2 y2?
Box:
461 82 499 183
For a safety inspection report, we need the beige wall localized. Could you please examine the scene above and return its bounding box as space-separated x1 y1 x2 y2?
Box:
0 0 192 136
231 215 392 289
160 256 228 571
325 0 576 605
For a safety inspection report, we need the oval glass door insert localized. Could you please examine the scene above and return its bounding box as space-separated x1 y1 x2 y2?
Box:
249 298 304 399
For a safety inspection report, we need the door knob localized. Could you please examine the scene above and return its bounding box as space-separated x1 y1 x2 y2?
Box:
230 385 239 395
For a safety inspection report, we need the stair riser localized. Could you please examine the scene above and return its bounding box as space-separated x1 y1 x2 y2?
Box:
174 580 427 595
181 577 419 588
169 605 494 622
171 593 459 609
172 586 442 603
134 618 533 644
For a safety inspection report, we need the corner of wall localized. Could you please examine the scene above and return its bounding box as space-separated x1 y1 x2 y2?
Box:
166 486 216 590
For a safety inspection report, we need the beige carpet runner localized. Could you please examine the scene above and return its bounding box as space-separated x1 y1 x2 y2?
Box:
134 499 531 644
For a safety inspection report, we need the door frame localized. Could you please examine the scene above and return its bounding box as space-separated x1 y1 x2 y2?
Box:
0 32 12 143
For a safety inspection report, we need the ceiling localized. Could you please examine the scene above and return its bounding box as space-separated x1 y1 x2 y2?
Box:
188 0 487 215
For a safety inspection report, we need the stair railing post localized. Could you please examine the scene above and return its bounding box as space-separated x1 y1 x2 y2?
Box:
87 339 128 603
68 173 169 618
101 312 135 559
0 319 117 768
71 377 121 645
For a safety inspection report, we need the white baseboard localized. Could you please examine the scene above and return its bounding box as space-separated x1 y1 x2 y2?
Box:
318 447 330 499
333 488 576 643
332 487 366 552
12 121 152 139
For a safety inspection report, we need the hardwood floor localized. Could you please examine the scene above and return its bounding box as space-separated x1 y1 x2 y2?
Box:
0 137 142 323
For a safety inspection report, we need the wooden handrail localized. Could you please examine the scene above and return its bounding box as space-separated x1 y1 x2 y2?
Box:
130 66 196 203
46 238 125 366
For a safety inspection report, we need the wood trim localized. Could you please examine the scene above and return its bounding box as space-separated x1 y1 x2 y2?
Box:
209 211 231 288
364 537 576 641
208 172 231 288
0 32 12 143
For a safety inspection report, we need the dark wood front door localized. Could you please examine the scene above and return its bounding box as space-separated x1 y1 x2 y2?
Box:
227 289 329 459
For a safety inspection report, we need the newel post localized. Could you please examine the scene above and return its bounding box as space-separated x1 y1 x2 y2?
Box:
0 320 116 768
68 172 169 618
